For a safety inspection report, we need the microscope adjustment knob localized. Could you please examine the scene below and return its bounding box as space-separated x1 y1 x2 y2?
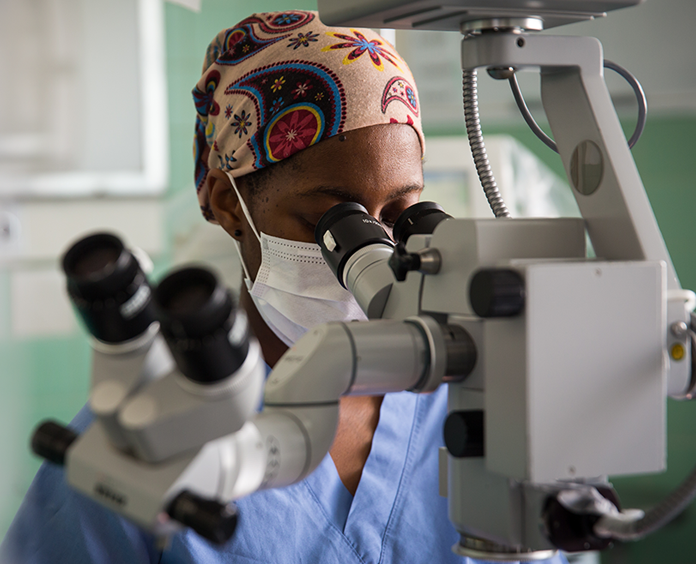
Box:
469 268 525 318
388 242 421 282
444 410 484 458
389 242 442 282
31 420 78 466
167 490 238 545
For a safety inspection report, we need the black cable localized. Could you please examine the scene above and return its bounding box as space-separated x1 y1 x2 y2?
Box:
508 59 648 153
604 59 648 148
509 73 558 153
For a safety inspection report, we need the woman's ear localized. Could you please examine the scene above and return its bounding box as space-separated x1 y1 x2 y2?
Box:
208 169 244 240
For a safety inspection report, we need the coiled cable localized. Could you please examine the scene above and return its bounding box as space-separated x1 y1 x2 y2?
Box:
508 73 558 153
462 69 510 218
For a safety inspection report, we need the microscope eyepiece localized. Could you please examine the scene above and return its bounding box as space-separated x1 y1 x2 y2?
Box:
31 420 78 466
154 267 250 384
167 490 238 545
315 202 394 288
315 202 397 318
393 201 451 243
62 233 156 343
155 267 231 337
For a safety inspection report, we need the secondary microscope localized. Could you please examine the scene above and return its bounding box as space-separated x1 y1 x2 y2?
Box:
32 0 696 560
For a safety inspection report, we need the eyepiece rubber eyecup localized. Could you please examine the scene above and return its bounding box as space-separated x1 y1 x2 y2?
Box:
61 232 155 343
154 266 249 384
393 201 451 243
315 202 394 286
154 267 232 339
314 202 369 243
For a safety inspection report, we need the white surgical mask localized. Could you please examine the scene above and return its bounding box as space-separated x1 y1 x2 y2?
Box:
226 172 367 346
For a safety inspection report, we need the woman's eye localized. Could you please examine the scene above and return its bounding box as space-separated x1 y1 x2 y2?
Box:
299 214 323 231
380 215 399 229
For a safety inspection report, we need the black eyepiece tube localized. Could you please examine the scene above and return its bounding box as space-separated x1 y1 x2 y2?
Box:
62 233 156 343
393 201 451 243
154 267 250 384
167 490 238 545
31 420 78 466
315 202 394 287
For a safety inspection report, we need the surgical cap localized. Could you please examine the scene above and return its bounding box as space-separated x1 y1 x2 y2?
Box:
192 10 424 222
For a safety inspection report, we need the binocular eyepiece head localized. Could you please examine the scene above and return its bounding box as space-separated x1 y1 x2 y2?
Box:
315 202 451 286
154 267 250 384
63 233 252 386
314 201 451 318
62 233 156 343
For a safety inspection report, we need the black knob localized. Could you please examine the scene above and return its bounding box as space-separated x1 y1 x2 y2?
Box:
469 268 525 318
444 410 484 458
31 420 78 466
388 242 421 282
167 490 238 545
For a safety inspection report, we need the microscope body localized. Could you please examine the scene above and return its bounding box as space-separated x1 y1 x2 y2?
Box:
409 23 685 557
66 324 266 534
400 218 667 555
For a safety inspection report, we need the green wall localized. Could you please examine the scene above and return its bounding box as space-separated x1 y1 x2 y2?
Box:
0 330 92 537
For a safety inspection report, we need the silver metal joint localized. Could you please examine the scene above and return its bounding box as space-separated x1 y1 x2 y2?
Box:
671 321 689 339
487 66 517 80
454 535 557 562
404 315 448 394
416 248 442 275
461 17 543 36
441 324 477 382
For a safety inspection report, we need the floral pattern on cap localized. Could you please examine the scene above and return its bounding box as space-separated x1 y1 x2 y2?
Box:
193 10 424 223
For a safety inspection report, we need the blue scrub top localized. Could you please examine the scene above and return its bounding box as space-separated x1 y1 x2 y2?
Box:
1 384 567 564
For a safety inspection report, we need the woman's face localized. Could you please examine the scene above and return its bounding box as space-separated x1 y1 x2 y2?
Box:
212 123 423 280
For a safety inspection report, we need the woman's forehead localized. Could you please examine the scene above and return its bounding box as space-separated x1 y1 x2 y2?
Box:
277 124 423 194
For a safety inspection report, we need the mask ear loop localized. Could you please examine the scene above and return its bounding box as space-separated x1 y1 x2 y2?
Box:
234 240 254 291
225 172 259 288
226 172 260 242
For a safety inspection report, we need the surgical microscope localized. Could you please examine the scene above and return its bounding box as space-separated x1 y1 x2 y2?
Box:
31 0 696 560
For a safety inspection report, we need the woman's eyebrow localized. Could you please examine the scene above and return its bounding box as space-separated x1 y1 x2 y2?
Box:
297 183 423 203
297 186 357 202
